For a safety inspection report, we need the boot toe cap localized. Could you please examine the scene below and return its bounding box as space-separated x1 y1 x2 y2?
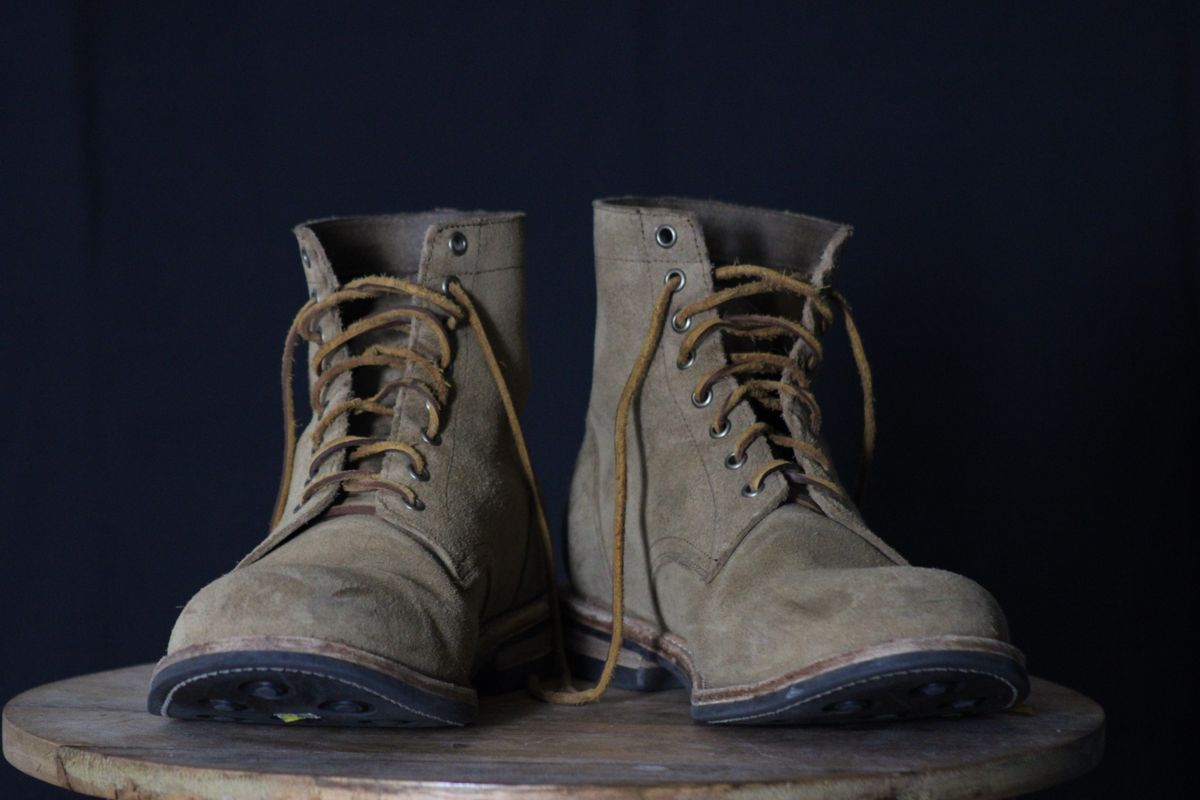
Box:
773 565 1009 649
697 564 1012 688
165 560 474 684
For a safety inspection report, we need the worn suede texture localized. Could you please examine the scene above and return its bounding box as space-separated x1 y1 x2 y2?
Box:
566 198 1011 690
165 212 546 689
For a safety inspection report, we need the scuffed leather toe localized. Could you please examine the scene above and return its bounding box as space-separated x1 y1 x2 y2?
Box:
166 516 477 687
663 507 1011 689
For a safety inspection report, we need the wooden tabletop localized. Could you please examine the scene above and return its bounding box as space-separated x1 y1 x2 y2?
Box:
3 664 1102 799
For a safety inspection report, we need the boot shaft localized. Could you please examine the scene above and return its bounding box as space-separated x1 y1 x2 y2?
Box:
243 212 535 589
570 197 898 620
587 197 851 441
298 211 530 405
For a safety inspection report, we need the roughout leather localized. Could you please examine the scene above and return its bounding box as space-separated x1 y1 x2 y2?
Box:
566 197 1014 692
162 212 547 691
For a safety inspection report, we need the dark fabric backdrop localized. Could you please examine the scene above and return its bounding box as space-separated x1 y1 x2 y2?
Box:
2 2 1197 798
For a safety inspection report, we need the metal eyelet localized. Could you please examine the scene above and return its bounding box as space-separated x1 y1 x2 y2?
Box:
663 268 686 291
402 495 426 511
300 248 311 269
677 350 696 369
671 311 692 333
441 274 460 294
709 419 731 439
741 483 761 498
408 464 431 482
421 430 442 446
725 452 746 470
655 224 677 248
691 388 713 408
448 231 468 256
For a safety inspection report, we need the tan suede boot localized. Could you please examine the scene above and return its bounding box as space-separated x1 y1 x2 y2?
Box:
149 212 560 727
559 197 1028 724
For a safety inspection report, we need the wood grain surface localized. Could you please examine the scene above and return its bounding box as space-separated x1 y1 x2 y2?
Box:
3 664 1103 799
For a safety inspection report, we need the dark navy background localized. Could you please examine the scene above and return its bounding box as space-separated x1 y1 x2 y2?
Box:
2 3 1196 797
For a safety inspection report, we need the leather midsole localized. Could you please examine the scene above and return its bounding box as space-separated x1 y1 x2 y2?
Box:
564 593 1026 706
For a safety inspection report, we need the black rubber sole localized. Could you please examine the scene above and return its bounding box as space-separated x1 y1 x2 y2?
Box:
148 620 553 728
568 621 1029 726
148 649 475 727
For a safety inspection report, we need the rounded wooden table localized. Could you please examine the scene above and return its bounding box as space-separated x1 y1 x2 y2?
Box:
3 664 1102 799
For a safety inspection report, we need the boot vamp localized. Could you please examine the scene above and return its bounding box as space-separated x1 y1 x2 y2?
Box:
166 514 478 687
659 504 1010 689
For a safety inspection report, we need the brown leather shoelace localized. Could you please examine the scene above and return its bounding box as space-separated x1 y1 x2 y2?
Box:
538 264 875 704
270 274 574 690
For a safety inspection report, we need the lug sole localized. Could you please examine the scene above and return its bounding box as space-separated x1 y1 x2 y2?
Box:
565 594 1030 726
148 603 552 728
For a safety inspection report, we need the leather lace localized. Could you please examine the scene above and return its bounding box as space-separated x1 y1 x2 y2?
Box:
539 264 875 704
271 274 573 691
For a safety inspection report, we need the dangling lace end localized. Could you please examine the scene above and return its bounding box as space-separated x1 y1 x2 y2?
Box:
527 672 585 704
270 306 314 529
829 290 876 507
532 277 675 707
528 607 622 706
527 589 585 704
530 680 606 706
529 606 627 705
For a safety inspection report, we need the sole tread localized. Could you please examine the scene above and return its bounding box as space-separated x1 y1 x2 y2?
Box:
149 651 473 727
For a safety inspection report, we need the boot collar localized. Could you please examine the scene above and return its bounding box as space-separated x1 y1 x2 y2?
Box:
593 197 850 284
294 211 524 300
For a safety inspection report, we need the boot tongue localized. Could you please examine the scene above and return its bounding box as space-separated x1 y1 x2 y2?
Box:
715 264 814 491
689 199 851 437
710 224 854 504
769 241 856 513
296 216 452 493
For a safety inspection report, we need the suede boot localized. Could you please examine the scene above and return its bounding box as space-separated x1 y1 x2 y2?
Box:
148 212 557 727
560 198 1028 724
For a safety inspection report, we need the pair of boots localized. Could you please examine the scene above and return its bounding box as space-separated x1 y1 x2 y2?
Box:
148 197 1028 728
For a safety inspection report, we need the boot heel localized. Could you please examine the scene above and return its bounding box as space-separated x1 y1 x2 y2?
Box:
566 615 685 692
474 621 554 696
